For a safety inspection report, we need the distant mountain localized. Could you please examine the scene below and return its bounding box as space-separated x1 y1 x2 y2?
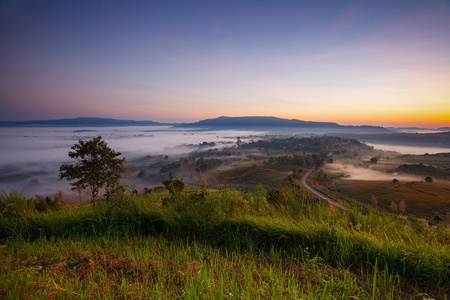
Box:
177 116 388 131
437 127 450 131
178 116 341 128
335 131 450 148
0 117 172 127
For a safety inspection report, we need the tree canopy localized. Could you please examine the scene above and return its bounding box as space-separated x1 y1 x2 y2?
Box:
59 136 129 206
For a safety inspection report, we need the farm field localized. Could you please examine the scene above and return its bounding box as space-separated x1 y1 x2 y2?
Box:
330 180 450 220
318 151 450 221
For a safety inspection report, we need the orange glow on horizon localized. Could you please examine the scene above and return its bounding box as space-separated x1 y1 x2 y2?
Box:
283 111 450 128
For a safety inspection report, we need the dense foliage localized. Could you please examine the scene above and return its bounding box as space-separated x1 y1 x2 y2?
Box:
196 158 223 171
59 136 129 206
396 163 448 177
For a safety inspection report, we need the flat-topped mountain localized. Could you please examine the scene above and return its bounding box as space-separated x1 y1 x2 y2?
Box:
0 117 169 127
177 116 389 132
178 116 340 128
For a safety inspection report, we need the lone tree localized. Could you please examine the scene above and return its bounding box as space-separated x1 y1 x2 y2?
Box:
59 136 129 206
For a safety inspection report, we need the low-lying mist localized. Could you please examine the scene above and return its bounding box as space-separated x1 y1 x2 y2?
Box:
0 126 265 199
1 126 447 200
325 161 422 182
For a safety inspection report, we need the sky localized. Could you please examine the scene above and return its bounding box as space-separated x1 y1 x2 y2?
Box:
0 0 449 128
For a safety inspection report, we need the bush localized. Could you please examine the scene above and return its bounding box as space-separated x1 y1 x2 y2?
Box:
162 174 185 196
0 190 62 218
0 190 31 218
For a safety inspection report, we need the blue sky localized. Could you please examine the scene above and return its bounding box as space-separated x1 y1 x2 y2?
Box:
1 0 449 127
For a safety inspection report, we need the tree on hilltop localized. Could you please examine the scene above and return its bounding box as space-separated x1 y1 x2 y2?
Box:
59 136 130 206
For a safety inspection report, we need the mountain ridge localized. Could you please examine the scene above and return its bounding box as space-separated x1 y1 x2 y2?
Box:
1 116 440 134
0 117 172 127
176 116 389 131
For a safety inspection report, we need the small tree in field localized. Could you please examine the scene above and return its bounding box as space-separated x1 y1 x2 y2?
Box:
59 136 129 206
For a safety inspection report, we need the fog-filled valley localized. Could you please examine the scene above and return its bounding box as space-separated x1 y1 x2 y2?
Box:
2 125 450 299
1 125 449 200
0 126 266 198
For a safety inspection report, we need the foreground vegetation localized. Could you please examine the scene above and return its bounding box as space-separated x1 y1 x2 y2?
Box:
1 186 449 299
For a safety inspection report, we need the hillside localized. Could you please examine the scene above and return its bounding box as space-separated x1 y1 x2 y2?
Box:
1 185 449 299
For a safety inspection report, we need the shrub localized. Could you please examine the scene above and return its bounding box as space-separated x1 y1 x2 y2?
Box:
0 190 62 218
162 174 185 197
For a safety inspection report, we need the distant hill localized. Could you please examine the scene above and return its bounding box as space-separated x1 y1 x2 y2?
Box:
0 117 172 127
336 131 450 148
177 116 389 132
178 116 341 128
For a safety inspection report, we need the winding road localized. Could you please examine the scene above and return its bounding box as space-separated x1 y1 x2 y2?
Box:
300 167 344 209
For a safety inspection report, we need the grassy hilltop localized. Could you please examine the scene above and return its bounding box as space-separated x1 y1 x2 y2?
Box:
1 135 449 299
1 184 449 299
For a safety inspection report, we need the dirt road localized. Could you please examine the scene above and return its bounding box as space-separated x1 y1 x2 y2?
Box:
301 167 344 209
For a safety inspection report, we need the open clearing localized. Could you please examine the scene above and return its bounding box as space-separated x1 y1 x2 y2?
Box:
324 161 422 182
320 157 450 220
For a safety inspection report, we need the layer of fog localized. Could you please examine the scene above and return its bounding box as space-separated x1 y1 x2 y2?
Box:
1 126 448 199
0 126 267 198
325 161 422 182
390 128 449 134
367 143 449 155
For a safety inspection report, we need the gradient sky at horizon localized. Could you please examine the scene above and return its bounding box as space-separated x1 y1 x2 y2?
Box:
0 1 449 127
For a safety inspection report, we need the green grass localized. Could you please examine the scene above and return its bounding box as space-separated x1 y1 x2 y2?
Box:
1 234 391 299
1 187 449 299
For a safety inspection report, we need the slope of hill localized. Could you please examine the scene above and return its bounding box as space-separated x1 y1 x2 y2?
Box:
1 185 449 298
